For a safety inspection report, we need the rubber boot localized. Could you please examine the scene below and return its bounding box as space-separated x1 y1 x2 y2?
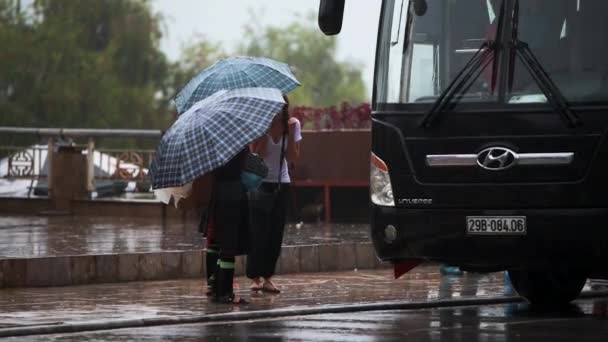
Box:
205 249 219 295
214 260 247 304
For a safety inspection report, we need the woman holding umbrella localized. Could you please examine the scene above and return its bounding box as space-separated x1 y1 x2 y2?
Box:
155 56 300 304
247 95 302 294
151 87 290 305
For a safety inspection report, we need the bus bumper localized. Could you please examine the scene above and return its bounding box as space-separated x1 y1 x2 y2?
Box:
371 206 608 272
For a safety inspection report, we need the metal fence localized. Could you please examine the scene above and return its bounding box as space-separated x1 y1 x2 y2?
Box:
0 145 49 179
93 148 156 181
0 127 163 196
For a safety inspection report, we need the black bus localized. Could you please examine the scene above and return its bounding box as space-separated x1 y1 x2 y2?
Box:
319 0 608 305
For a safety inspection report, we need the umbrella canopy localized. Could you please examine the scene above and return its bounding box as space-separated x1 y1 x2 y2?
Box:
174 56 299 114
151 87 285 190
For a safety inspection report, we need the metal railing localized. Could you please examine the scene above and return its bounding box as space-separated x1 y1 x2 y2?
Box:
0 145 49 179
1 127 162 196
0 127 163 138
94 148 156 181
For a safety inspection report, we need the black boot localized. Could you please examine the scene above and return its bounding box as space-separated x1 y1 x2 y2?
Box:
205 250 219 296
214 261 248 304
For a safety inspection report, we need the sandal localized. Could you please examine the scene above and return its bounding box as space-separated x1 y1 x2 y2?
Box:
261 282 281 294
214 293 249 305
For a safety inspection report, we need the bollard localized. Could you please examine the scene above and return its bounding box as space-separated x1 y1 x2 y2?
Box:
49 142 88 212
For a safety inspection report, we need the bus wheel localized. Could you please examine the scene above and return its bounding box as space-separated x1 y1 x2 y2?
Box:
507 268 588 306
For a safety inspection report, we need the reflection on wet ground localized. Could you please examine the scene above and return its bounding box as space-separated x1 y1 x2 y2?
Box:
7 292 608 341
0 266 510 328
0 216 369 257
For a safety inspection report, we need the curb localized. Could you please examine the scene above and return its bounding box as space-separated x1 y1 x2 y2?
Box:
2 290 608 338
0 242 386 288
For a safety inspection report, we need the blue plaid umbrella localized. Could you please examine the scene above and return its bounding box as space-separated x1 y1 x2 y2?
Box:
150 87 285 189
174 56 299 114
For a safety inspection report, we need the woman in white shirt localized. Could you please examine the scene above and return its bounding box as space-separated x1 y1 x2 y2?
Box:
247 96 302 293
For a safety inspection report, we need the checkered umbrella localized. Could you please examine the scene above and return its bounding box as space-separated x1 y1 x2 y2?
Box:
150 87 285 189
174 56 300 114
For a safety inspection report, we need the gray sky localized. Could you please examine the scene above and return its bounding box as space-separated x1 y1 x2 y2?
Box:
152 0 382 97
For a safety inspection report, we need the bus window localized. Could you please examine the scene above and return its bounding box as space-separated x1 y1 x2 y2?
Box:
376 0 500 106
385 0 406 103
508 0 608 104
376 0 608 107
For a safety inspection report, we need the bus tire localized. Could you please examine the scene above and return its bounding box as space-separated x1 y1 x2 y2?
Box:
507 268 588 306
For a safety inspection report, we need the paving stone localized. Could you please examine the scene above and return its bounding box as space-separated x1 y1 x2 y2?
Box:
26 257 52 287
336 243 357 271
161 252 182 278
181 250 203 278
50 257 72 286
299 245 320 273
355 242 378 270
140 254 163 281
95 255 119 283
279 246 300 274
4 259 28 288
71 256 96 285
118 254 140 282
319 245 340 272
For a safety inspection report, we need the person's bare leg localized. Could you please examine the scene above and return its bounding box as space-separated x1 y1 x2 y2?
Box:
250 277 262 291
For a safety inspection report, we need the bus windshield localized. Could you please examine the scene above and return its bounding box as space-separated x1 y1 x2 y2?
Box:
375 0 608 108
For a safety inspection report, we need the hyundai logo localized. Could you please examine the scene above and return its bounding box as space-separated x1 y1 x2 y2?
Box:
477 147 517 170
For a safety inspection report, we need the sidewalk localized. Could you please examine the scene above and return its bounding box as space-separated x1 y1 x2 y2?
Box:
1 265 607 338
0 216 369 258
0 265 509 330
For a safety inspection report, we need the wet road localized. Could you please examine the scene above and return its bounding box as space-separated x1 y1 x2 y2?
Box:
0 267 509 328
4 297 607 341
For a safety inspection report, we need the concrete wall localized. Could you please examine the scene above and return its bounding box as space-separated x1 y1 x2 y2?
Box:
293 130 370 183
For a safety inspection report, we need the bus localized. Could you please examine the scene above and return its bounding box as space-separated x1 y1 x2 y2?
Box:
319 0 608 305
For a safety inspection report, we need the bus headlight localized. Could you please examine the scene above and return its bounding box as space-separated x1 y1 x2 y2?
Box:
371 153 395 207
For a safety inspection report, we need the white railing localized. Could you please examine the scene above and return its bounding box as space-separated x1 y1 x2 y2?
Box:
0 145 49 179
1 127 163 197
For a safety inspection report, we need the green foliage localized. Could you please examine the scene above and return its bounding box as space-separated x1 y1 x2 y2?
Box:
174 12 367 108
0 2 367 140
238 12 367 107
164 35 227 106
0 0 171 133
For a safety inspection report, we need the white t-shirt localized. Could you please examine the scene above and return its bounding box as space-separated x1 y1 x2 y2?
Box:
263 119 302 183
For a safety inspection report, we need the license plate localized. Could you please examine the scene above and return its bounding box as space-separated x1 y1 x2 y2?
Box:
466 216 527 235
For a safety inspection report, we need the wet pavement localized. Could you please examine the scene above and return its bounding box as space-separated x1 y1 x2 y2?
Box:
19 297 607 341
0 216 369 258
0 266 510 329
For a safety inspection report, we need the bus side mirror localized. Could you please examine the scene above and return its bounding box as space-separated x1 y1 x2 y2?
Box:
318 0 345 35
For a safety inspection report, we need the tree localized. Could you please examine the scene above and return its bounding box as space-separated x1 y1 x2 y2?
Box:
0 0 171 133
163 34 227 114
238 12 367 107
